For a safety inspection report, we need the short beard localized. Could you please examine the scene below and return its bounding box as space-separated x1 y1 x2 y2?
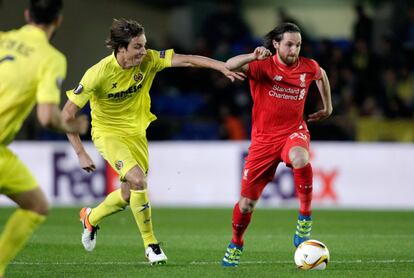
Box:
280 54 297 65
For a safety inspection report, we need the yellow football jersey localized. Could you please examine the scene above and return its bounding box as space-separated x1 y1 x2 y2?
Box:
67 49 174 138
0 25 66 145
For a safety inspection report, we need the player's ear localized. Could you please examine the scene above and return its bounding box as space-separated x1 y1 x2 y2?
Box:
54 14 63 28
24 9 31 23
272 39 279 50
118 45 127 54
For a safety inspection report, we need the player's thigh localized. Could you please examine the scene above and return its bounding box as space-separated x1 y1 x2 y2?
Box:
0 146 38 196
126 134 149 175
241 143 281 200
93 135 148 180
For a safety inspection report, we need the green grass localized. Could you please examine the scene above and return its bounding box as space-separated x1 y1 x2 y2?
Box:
1 207 413 277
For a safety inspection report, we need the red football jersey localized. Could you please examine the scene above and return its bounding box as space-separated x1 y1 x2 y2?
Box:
246 55 321 143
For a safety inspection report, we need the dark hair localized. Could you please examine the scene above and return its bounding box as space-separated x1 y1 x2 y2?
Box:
105 18 145 53
263 22 301 54
29 0 63 24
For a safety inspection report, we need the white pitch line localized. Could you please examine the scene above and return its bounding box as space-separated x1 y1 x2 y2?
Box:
10 259 414 266
190 259 414 265
11 262 148 265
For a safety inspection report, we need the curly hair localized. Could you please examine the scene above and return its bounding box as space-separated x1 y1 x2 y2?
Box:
105 18 145 53
263 22 301 54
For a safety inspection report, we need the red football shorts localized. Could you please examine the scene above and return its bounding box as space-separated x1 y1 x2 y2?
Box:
241 130 310 200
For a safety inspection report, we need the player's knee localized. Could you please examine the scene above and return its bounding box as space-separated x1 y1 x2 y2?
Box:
238 197 256 213
289 147 310 169
13 188 50 216
28 199 49 216
121 182 131 202
128 176 147 190
36 201 49 216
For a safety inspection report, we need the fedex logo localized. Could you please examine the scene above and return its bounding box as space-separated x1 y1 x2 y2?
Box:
241 151 338 203
53 151 119 203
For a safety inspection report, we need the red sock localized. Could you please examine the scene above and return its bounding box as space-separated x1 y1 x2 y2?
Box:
293 164 313 216
231 203 252 246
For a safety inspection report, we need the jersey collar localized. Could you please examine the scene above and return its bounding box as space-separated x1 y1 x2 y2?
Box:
21 25 48 42
272 53 300 71
110 52 124 69
110 52 139 71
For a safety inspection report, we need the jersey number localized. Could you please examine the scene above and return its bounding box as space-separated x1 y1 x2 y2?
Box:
0 55 15 63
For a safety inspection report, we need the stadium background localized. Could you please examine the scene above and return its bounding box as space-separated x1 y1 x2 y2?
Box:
1 1 414 276
2 0 414 142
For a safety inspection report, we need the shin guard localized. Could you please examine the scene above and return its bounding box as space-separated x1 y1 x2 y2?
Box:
293 164 313 216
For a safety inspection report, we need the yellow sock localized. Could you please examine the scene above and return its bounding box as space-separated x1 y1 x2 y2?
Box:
89 188 128 226
0 209 46 276
129 189 157 247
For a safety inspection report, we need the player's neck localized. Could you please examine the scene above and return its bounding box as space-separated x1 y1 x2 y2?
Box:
275 53 298 68
115 53 139 69
28 23 55 40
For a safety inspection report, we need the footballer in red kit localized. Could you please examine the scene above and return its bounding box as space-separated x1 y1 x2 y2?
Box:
222 23 332 267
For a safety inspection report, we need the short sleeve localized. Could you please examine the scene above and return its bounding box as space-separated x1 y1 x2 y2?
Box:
148 49 174 72
66 65 99 109
246 60 262 80
36 52 66 104
310 59 322 80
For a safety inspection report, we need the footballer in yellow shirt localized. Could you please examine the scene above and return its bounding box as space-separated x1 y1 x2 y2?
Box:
0 1 88 277
62 18 244 265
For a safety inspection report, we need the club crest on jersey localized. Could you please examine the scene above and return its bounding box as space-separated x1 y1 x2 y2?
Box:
300 73 306 87
159 50 166 58
115 160 124 171
134 73 143 82
73 84 83 94
243 169 249 180
273 75 283 81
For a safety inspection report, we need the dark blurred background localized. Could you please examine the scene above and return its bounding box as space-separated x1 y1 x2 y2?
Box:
1 0 414 142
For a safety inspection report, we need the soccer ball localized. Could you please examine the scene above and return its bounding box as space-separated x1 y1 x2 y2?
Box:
294 239 330 270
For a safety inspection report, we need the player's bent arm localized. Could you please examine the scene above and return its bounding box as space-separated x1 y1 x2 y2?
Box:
315 68 333 115
37 103 88 134
61 100 87 155
171 53 244 82
225 53 254 72
226 47 272 72
308 68 333 122
62 100 96 172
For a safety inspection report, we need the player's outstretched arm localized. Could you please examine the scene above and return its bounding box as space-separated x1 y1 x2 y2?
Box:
62 100 96 173
226 46 272 72
308 68 333 122
171 53 245 82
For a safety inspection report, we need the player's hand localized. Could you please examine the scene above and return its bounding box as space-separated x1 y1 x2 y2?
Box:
252 46 272 61
78 151 96 173
307 107 333 122
221 67 246 82
77 115 90 135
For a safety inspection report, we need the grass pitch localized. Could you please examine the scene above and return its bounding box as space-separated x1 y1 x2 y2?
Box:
1 207 413 277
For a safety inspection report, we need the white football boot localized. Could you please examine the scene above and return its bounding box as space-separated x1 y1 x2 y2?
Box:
79 207 99 252
145 243 168 265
